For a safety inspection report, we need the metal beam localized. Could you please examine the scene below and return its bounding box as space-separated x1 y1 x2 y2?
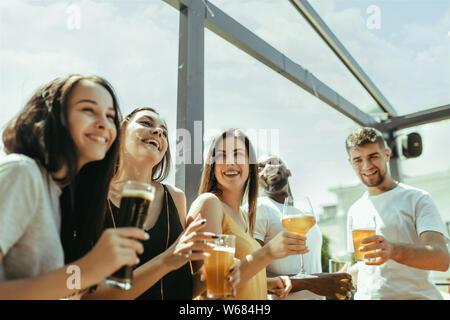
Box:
162 0 449 193
289 0 398 117
164 0 379 127
164 0 406 197
377 104 450 132
174 0 205 208
205 2 379 127
163 0 184 10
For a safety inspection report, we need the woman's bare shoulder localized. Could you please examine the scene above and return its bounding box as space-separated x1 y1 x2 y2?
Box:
163 184 187 226
187 193 224 233
164 184 186 209
190 193 222 212
164 184 185 198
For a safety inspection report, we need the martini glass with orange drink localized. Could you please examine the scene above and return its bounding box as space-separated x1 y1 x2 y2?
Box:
281 196 316 279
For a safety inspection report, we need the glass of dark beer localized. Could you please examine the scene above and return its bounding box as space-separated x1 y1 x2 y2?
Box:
103 180 155 290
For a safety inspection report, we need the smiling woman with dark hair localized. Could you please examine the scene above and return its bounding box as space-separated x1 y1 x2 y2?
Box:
0 74 148 299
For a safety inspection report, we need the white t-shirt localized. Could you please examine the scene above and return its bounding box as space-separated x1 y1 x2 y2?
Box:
347 183 449 300
251 196 324 300
0 154 64 281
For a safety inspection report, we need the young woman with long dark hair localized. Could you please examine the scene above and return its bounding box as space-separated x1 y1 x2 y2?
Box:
188 129 309 299
0 75 147 299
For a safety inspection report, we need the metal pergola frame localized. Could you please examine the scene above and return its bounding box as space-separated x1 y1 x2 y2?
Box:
163 0 450 206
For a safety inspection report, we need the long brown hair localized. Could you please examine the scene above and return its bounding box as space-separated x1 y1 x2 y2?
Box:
198 129 258 235
112 107 171 183
2 74 122 263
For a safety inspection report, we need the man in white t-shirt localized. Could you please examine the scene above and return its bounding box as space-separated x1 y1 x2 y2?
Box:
251 155 353 300
345 127 449 300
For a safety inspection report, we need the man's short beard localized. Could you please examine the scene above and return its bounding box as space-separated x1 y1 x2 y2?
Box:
265 176 289 193
362 171 385 187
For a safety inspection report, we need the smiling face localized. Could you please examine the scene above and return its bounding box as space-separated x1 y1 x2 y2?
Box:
258 155 291 193
67 79 117 169
122 109 169 167
213 136 250 193
348 142 390 187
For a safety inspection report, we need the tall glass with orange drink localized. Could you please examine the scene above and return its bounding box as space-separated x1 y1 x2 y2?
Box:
349 215 377 262
203 234 236 298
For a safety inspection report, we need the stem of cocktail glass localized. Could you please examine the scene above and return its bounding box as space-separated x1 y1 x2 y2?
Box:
299 254 305 274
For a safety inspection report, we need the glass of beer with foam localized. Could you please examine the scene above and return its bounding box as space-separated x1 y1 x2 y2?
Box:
350 215 377 262
281 196 316 279
104 180 155 290
203 234 236 299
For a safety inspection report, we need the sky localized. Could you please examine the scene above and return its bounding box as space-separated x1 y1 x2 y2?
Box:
0 0 449 215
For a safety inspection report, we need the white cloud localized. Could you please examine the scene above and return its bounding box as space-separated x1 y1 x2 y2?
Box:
0 0 180 155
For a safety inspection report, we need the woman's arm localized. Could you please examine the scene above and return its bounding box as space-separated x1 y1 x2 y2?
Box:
84 251 174 300
0 228 147 299
83 215 215 300
238 231 308 286
188 193 240 297
188 195 306 292
0 258 93 300
187 193 224 235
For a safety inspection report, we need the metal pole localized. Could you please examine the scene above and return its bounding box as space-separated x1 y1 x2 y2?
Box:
175 1 205 208
289 0 398 117
378 104 450 132
164 0 379 127
386 131 403 182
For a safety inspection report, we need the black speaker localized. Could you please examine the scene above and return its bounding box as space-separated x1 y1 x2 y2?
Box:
402 132 422 158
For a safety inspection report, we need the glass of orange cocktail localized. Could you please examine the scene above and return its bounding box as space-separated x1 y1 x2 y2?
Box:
281 196 316 279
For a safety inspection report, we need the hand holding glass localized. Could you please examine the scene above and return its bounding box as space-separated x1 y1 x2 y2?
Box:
203 234 236 299
329 255 352 300
281 196 316 279
104 180 155 290
350 215 377 263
